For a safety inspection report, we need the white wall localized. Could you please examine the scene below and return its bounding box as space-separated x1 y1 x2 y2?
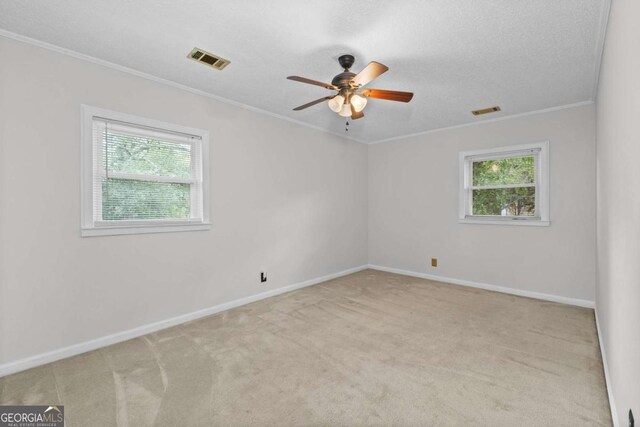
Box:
0 37 368 368
368 104 597 302
596 0 640 423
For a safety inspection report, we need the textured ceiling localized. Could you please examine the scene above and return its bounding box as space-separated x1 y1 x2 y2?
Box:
0 0 609 143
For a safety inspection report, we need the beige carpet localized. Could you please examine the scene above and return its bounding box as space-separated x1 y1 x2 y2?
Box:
0 270 611 426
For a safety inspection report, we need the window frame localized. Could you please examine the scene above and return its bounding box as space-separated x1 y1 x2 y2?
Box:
81 105 210 237
458 141 550 226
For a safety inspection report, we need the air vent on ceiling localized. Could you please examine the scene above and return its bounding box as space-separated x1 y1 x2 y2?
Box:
471 106 501 116
188 47 230 70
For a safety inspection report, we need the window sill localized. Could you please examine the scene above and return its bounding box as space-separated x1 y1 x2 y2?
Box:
458 218 550 227
81 222 211 237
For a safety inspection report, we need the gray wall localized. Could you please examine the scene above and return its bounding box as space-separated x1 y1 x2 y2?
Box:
0 37 368 367
596 0 640 423
368 105 597 302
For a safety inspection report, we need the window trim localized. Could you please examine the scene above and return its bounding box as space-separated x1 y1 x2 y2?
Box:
458 141 550 227
80 105 211 237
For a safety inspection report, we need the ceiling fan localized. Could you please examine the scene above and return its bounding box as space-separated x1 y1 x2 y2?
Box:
287 55 414 120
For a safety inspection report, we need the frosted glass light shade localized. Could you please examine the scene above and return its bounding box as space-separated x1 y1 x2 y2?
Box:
327 95 345 112
338 103 352 117
350 94 367 112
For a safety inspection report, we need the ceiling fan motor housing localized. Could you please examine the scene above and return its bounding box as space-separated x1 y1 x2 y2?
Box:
331 72 357 89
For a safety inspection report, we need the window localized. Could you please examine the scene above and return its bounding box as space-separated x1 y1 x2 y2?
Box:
81 106 210 236
459 142 549 226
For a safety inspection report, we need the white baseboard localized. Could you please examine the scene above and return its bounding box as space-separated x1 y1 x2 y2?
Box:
595 308 619 427
367 264 595 308
0 265 368 378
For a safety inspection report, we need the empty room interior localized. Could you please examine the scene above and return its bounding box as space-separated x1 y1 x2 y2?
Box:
0 0 638 425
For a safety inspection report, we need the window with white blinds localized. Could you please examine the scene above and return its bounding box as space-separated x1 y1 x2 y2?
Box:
81 106 210 236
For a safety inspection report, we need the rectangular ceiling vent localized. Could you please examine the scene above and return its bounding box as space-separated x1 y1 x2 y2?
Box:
471 106 501 116
188 48 230 70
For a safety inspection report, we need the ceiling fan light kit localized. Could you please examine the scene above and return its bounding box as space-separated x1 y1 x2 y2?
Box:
287 54 414 122
328 95 345 112
350 94 367 113
338 103 352 117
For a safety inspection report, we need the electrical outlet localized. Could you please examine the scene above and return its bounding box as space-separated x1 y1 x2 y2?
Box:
260 272 267 283
630 409 634 427
431 258 438 267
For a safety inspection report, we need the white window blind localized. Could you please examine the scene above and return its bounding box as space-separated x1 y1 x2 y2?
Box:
81 106 210 236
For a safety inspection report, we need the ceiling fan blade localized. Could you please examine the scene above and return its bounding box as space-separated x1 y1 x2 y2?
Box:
351 62 389 87
293 96 335 111
287 76 337 90
360 89 414 103
351 104 364 120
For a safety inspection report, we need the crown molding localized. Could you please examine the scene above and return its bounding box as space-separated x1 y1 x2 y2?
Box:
0 29 598 145
0 29 367 145
368 101 595 145
592 0 612 100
